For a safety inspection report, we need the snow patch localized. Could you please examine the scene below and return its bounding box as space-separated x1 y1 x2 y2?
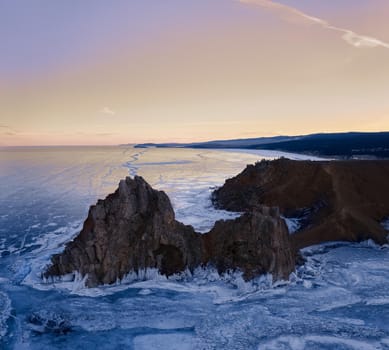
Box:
316 295 362 312
0 291 12 338
133 333 195 350
260 335 381 350
155 179 241 233
365 297 389 306
138 288 153 296
222 148 326 161
21 221 83 289
281 216 301 234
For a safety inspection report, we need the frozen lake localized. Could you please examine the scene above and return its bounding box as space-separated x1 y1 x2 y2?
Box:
1 146 389 349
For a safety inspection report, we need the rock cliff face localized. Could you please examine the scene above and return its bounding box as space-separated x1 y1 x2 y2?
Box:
203 207 294 281
44 177 203 287
44 176 296 287
213 159 389 249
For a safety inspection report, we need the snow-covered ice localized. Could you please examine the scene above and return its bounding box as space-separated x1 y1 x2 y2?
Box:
1 146 389 349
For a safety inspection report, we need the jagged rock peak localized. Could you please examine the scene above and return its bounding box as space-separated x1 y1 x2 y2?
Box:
44 176 203 287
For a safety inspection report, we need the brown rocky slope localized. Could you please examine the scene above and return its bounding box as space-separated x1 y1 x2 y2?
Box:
44 176 295 287
212 158 389 249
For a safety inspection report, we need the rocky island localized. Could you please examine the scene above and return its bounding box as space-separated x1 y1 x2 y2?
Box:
44 176 295 287
44 159 389 287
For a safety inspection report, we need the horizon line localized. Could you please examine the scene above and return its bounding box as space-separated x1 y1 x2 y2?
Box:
1 130 388 148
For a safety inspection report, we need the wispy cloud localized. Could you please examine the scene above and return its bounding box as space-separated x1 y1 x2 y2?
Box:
101 107 116 116
0 125 17 136
239 0 389 49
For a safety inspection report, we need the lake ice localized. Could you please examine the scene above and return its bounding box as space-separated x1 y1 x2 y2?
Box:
1 146 389 349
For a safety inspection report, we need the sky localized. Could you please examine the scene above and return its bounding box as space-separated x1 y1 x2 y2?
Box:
1 0 389 146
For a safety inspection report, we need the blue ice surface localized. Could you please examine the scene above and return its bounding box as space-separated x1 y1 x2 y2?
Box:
1 146 389 349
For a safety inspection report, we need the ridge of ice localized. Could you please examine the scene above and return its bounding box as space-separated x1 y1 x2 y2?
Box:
34 266 287 303
0 291 12 338
259 335 382 350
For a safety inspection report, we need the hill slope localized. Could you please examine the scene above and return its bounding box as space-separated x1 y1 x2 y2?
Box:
135 132 389 158
212 158 389 249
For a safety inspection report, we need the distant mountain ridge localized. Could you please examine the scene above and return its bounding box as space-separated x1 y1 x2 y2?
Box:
134 135 298 149
134 132 389 159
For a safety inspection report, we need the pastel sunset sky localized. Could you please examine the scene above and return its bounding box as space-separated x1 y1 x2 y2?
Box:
1 0 389 146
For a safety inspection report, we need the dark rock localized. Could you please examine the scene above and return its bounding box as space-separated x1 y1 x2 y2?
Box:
213 158 389 249
203 207 295 280
44 176 296 287
28 310 71 334
44 176 203 287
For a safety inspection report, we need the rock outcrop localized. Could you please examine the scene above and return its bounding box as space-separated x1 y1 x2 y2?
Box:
44 177 203 287
44 176 296 287
203 207 294 281
213 158 389 249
